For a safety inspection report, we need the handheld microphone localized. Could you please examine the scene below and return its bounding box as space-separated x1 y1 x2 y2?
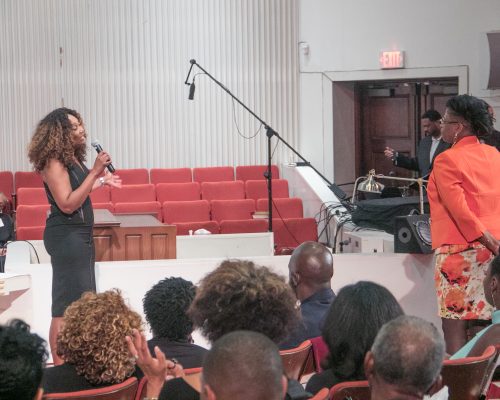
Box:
188 81 196 100
91 140 116 173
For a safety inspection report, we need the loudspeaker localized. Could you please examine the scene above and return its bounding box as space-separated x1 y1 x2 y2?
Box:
394 214 432 254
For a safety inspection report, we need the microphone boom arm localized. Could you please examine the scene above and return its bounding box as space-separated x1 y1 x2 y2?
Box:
188 60 347 231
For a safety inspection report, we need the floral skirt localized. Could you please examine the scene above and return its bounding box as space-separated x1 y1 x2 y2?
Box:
435 243 493 320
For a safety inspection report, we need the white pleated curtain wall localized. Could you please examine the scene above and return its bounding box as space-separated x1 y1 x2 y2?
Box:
0 0 298 171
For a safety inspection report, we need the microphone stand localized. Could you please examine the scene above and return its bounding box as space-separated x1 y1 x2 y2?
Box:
186 59 347 232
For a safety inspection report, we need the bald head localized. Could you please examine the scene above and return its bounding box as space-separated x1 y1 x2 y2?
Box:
201 331 286 400
288 242 333 300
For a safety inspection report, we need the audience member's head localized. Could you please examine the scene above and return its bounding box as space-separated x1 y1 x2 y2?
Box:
57 289 142 385
288 241 333 300
0 319 47 400
201 331 286 400
143 277 196 341
421 109 442 137
188 259 299 344
365 315 445 400
484 253 500 309
322 281 404 381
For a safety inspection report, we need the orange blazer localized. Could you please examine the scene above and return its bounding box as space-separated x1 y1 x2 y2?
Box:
427 136 500 249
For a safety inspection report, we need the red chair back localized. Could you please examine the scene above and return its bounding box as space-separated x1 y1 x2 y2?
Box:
236 164 280 181
219 219 268 234
279 339 312 381
42 376 138 399
150 168 192 184
15 171 43 191
90 186 111 203
310 336 329 373
245 179 289 200
201 181 245 201
210 199 255 222
110 184 156 203
16 205 50 227
16 187 48 205
173 221 219 235
256 197 303 218
330 380 370 400
114 169 149 185
114 201 162 221
193 166 234 182
272 218 318 252
162 200 211 224
16 226 45 240
156 182 201 202
442 345 497 400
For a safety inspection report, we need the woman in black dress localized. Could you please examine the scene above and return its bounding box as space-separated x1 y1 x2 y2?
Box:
28 108 121 363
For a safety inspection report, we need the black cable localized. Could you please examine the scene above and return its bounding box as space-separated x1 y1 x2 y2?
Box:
336 181 355 187
231 98 263 140
271 198 301 248
312 201 346 247
4 240 40 264
332 216 352 254
270 139 279 159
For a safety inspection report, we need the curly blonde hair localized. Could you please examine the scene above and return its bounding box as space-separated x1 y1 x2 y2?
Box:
57 290 142 385
188 259 299 344
28 107 87 172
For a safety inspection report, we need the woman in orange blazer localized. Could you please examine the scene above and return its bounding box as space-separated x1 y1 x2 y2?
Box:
428 94 500 354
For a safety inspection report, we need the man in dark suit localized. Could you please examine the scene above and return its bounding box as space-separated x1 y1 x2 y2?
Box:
280 241 335 349
384 110 451 178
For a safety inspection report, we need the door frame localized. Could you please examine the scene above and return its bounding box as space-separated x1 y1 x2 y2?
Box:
326 66 468 194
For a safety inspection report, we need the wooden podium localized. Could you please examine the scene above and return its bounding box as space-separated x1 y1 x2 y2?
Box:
93 210 176 261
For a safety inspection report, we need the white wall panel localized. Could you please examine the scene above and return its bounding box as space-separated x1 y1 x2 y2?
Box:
0 0 298 172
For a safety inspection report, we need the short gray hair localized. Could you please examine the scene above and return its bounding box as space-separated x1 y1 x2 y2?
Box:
371 315 445 395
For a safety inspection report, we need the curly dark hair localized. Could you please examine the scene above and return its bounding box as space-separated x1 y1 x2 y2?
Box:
446 95 494 138
28 107 87 172
321 281 404 381
188 259 299 344
0 319 47 400
143 277 196 340
57 289 142 385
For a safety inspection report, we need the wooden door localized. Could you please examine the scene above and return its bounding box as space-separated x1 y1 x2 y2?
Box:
420 80 459 125
358 79 458 179
360 82 416 178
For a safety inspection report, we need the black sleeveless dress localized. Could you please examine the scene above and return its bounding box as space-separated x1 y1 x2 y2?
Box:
43 163 96 317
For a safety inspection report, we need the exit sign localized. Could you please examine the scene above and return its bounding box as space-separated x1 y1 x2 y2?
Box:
379 51 405 69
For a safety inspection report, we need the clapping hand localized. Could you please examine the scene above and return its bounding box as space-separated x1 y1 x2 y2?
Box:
125 329 184 397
